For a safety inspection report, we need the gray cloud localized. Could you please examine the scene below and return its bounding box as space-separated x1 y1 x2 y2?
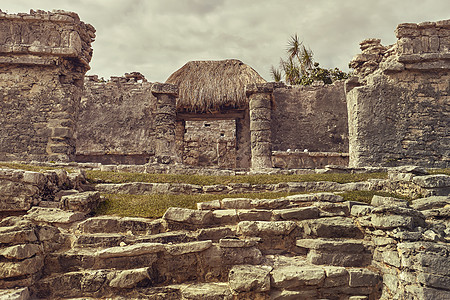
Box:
2 0 450 81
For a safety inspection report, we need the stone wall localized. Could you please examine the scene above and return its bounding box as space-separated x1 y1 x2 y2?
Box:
272 151 349 169
347 20 450 168
184 120 237 169
76 75 157 165
271 81 349 153
0 10 95 162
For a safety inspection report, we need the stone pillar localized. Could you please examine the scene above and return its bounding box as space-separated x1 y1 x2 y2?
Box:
246 83 274 170
175 119 186 163
151 83 179 164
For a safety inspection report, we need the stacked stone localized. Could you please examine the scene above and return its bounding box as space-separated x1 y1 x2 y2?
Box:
346 19 450 168
151 83 179 164
77 74 157 165
349 38 387 77
246 83 274 170
351 192 450 299
0 10 95 162
396 20 450 55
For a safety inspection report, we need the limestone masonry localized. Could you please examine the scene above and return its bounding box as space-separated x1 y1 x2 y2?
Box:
347 20 449 168
0 9 449 300
0 9 95 162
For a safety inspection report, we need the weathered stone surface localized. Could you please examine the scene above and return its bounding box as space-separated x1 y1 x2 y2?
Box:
26 207 86 224
323 266 349 287
302 217 362 238
97 243 165 258
0 256 44 279
181 282 233 300
348 269 381 287
371 215 414 229
237 209 272 221
237 221 296 236
0 226 37 245
229 265 272 293
0 287 30 300
272 81 348 154
109 267 150 288
0 244 42 260
61 191 101 213
221 198 253 209
413 175 450 188
165 240 212 255
271 266 325 289
163 207 213 225
371 195 409 207
411 196 449 211
212 209 238 224
273 206 319 220
296 239 367 253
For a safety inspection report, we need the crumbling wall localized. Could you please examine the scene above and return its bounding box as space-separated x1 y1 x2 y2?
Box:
271 81 349 153
76 74 157 165
0 10 95 162
347 20 450 168
184 120 236 169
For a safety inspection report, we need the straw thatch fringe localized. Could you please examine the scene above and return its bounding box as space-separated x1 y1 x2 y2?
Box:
166 59 266 113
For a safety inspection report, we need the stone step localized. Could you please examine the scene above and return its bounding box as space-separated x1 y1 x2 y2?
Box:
76 215 164 235
74 226 237 248
44 240 262 283
296 238 373 267
300 217 364 239
34 268 234 300
197 192 345 211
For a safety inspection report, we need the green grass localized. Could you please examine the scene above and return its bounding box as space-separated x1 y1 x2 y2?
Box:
95 192 298 218
0 162 60 172
96 190 412 218
86 170 388 186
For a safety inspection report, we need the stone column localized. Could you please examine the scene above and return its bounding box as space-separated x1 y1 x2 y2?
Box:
246 83 274 170
175 119 186 163
151 83 179 164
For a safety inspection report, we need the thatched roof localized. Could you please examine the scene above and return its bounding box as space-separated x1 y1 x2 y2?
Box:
166 59 266 113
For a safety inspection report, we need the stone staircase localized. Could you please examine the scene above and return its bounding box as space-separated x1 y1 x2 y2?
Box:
1 166 449 299
4 192 381 299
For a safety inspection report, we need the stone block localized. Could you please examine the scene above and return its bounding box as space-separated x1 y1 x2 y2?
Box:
0 244 42 260
413 174 450 188
273 206 319 220
302 217 362 238
181 283 233 300
212 209 238 224
0 287 30 300
165 240 212 255
323 266 349 287
0 255 44 279
25 207 86 224
237 209 272 221
97 242 165 258
271 266 325 289
371 195 409 207
371 215 414 230
163 207 213 225
411 196 449 210
221 198 253 209
61 191 101 213
237 221 296 236
109 267 150 288
348 268 381 287
229 265 271 293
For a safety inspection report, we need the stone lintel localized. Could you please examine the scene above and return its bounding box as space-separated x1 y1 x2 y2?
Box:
245 83 275 96
151 83 179 97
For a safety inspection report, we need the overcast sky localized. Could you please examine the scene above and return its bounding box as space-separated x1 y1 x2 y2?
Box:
2 0 449 82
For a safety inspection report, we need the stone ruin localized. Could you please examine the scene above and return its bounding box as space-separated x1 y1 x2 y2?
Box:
0 9 449 300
